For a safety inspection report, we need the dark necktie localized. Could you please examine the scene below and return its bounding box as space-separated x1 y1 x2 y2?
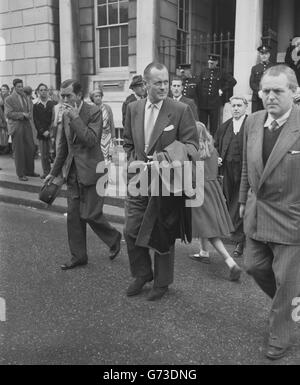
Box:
269 120 279 132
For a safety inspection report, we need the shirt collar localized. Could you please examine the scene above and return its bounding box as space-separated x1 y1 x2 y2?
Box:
134 93 142 100
146 98 164 111
36 97 52 106
173 96 182 102
264 108 292 129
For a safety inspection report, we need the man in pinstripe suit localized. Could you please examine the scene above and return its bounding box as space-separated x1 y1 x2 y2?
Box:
239 65 300 360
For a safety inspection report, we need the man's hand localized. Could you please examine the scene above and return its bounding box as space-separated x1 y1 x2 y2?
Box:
218 157 223 167
239 204 246 218
63 103 80 120
43 130 50 138
44 174 55 186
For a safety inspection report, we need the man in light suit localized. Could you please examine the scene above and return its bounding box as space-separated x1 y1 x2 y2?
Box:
239 65 300 360
123 62 198 301
5 79 37 181
45 80 121 270
170 78 199 121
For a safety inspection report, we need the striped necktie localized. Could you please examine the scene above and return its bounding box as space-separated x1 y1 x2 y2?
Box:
144 104 156 153
269 120 279 132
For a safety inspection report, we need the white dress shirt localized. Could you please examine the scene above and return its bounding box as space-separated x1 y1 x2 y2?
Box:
232 115 246 135
144 99 163 151
264 108 292 130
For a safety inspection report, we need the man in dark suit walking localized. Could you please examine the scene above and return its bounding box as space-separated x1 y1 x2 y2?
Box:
250 45 274 113
215 96 247 258
5 79 38 181
123 62 198 301
170 78 199 121
240 65 300 360
197 54 237 138
122 75 147 127
45 79 122 270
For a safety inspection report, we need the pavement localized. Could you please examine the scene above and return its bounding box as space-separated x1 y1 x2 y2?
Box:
0 153 125 224
1 203 300 365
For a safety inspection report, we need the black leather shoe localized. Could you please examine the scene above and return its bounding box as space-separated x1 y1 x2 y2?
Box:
147 287 168 301
233 242 244 258
109 232 122 260
265 345 288 360
126 276 153 297
61 260 88 270
229 265 242 281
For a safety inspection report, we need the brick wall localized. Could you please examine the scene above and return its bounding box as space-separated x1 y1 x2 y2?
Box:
0 0 60 90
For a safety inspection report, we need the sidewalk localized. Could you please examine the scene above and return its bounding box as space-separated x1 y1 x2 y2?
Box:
0 154 125 224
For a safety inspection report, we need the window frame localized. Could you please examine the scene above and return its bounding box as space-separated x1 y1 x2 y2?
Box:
94 0 129 72
176 0 191 66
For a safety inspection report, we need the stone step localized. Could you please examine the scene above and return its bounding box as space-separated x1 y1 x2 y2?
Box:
0 186 125 225
0 173 125 208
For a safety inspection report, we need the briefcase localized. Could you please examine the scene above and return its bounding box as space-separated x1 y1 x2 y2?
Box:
39 179 63 205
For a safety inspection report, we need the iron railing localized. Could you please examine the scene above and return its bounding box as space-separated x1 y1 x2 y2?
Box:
159 32 235 76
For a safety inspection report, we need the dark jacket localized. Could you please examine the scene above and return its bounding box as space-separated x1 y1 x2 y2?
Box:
122 94 138 127
250 62 274 102
215 116 247 162
179 96 199 121
198 68 237 109
33 100 56 140
51 102 103 186
182 76 198 106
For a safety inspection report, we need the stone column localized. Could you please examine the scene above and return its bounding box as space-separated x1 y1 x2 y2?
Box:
277 0 295 62
59 0 80 81
136 0 159 74
233 0 264 98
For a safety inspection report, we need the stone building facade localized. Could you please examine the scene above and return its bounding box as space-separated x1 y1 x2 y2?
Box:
0 0 299 126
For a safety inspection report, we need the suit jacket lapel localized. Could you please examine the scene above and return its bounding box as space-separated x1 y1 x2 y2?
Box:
146 99 172 155
132 99 146 155
72 102 88 143
251 112 266 181
221 119 234 159
259 106 300 189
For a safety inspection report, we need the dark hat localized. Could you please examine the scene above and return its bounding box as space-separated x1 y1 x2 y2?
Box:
208 53 220 61
178 64 191 70
257 45 271 54
129 75 144 89
39 182 62 205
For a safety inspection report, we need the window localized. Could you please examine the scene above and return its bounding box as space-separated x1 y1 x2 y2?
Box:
96 0 129 69
177 0 190 66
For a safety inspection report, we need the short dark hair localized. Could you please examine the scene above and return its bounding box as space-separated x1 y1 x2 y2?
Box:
171 77 183 85
143 62 168 81
261 64 298 92
13 78 23 87
60 79 83 97
36 83 48 91
1 84 9 90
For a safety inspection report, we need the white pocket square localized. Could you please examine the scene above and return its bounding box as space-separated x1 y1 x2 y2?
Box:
164 125 175 132
289 150 300 155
